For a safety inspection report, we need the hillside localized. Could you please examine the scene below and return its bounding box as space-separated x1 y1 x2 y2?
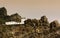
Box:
0 7 60 38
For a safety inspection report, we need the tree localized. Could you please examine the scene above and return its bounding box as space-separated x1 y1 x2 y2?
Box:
39 16 49 26
0 7 7 17
32 19 38 27
50 20 59 32
10 13 21 22
24 19 33 27
0 7 7 24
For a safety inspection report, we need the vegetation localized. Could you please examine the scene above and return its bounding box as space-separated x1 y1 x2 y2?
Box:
0 7 60 38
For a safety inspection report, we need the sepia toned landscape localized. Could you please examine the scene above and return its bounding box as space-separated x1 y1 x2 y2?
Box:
0 7 60 38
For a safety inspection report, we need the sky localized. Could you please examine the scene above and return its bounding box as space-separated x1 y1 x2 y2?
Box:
0 0 60 22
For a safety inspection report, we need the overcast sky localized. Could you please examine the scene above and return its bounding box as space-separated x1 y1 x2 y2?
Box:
0 0 60 22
